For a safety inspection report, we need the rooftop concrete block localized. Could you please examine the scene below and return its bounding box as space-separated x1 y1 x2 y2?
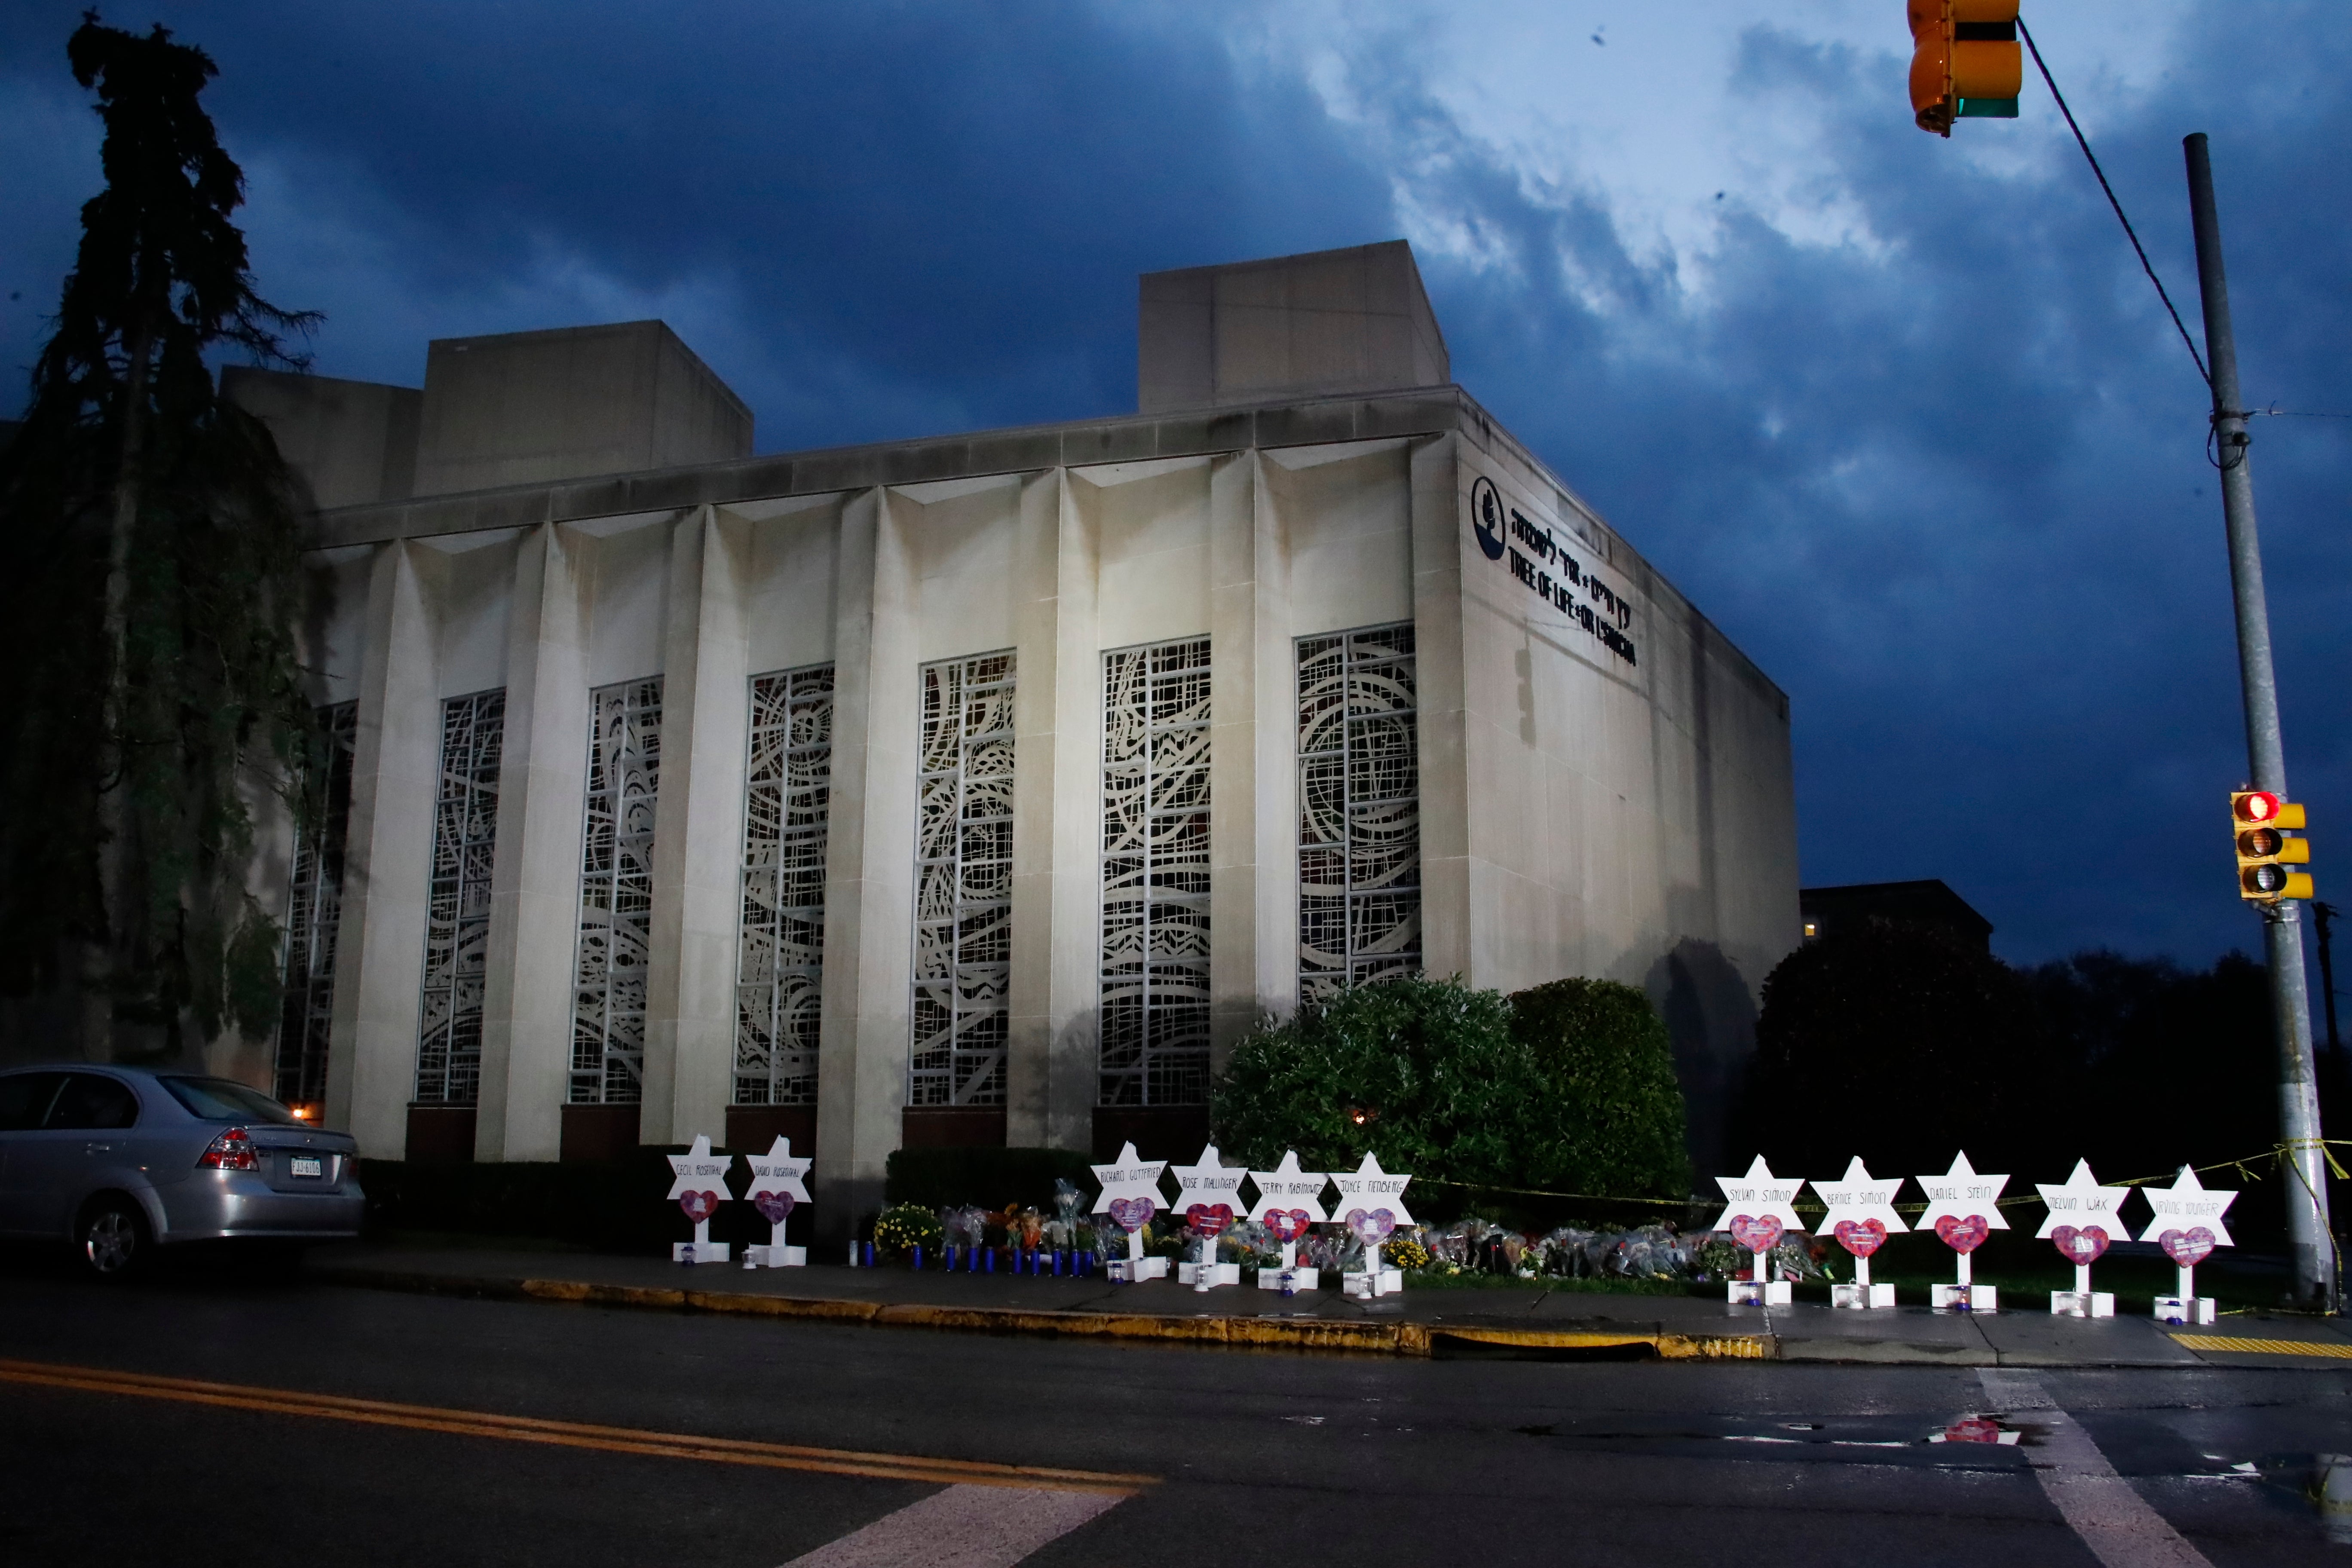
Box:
413 320 752 496
224 366 421 510
1139 240 1451 413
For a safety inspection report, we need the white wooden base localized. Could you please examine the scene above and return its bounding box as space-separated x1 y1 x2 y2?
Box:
743 1244 806 1268
1342 1268 1406 1298
1831 1283 1896 1309
2153 1295 2216 1325
2049 1289 2114 1317
1256 1267 1321 1292
1177 1261 1243 1286
672 1241 732 1264
1729 1280 1792 1306
1106 1256 1170 1283
1932 1283 1997 1311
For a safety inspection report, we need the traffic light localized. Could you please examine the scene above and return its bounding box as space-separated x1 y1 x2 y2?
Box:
2233 790 2314 903
1908 1 2023 136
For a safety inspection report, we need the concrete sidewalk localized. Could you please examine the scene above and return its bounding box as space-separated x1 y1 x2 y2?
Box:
303 1243 2352 1369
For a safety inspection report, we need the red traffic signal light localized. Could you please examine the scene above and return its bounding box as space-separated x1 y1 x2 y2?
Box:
1908 1 2023 136
2232 790 2314 903
2233 790 2297 826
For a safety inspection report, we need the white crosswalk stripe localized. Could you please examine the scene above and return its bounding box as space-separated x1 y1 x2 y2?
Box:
777 1482 1126 1568
1977 1369 2212 1568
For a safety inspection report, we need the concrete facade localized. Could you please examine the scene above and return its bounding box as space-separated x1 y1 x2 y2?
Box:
251 242 1797 1231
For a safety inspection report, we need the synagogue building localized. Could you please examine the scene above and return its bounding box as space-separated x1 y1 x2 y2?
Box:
222 241 1799 1227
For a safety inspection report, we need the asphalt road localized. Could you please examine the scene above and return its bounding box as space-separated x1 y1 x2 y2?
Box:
2 1252 2346 1567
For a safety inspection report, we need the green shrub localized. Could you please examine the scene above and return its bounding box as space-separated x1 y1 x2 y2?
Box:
1507 977 1691 1200
1211 974 1694 1201
1211 976 1542 1186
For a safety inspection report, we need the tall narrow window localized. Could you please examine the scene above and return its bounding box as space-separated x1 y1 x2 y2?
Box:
1099 638 1212 1106
909 652 1015 1107
735 664 834 1106
570 678 663 1105
1297 624 1420 1001
416 689 505 1105
276 700 357 1110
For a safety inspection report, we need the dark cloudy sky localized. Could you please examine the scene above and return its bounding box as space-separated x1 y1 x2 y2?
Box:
4 3 2346 978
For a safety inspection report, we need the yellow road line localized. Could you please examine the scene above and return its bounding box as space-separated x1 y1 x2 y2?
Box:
2169 1333 2352 1359
0 1359 1153 1495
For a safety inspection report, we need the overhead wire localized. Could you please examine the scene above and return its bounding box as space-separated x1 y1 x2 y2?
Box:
2017 17 2210 387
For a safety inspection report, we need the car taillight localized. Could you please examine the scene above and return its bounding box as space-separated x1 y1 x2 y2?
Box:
199 1127 259 1171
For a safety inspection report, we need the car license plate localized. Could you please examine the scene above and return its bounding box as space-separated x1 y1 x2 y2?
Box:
289 1155 324 1179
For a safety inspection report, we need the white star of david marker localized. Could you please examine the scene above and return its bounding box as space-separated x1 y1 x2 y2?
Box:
1708 1155 1807 1234
665 1133 732 1202
1329 1152 1414 1227
1169 1145 1246 1209
1914 1152 2010 1232
2033 1159 2128 1240
1087 1141 1169 1218
1246 1150 1330 1223
1808 1157 1909 1234
2136 1166 2236 1248
742 1135 812 1207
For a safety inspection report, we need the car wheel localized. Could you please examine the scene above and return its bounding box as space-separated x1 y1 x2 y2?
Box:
78 1196 150 1281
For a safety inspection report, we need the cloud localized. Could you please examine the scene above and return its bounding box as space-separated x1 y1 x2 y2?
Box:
1323 7 2352 962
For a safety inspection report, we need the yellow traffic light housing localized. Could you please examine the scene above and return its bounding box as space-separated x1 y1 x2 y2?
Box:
1908 1 2022 136
2233 790 2314 903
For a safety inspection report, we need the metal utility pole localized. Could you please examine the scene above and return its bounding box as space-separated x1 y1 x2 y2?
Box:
2184 132 2337 1308
2317 902 2342 1056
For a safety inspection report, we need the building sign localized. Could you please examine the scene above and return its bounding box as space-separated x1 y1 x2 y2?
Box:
1467 475 1638 668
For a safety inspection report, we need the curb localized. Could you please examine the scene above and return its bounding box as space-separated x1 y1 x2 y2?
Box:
319 1267 1780 1362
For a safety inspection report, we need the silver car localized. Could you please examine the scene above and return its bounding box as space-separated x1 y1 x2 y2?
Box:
0 1064 364 1277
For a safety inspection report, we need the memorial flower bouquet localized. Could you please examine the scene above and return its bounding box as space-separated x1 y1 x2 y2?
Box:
1690 1235 1746 1282
1001 1204 1044 1251
1382 1234 1432 1272
873 1204 943 1257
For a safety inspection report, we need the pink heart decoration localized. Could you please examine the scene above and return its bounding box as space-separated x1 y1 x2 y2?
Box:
1345 1208 1396 1245
1106 1196 1155 1233
1933 1214 1990 1254
1186 1202 1234 1237
2157 1227 2216 1267
1727 1214 1783 1255
1833 1218 1886 1258
753 1191 796 1226
2050 1224 2108 1265
1263 1209 1311 1245
678 1189 720 1224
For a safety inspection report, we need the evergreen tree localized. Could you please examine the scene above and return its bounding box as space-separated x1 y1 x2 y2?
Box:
1736 918 2049 1176
0 15 318 1059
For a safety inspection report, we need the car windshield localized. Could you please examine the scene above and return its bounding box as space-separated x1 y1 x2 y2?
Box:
158 1076 300 1125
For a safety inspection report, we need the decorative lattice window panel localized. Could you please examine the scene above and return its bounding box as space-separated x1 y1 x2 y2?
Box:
1297 623 1421 1001
416 689 505 1105
1098 638 1212 1106
908 652 1015 1108
570 678 663 1105
275 701 357 1110
734 664 834 1106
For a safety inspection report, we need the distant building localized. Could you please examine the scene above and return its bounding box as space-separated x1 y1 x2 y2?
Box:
1799 880 1993 952
214 239 1798 1228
